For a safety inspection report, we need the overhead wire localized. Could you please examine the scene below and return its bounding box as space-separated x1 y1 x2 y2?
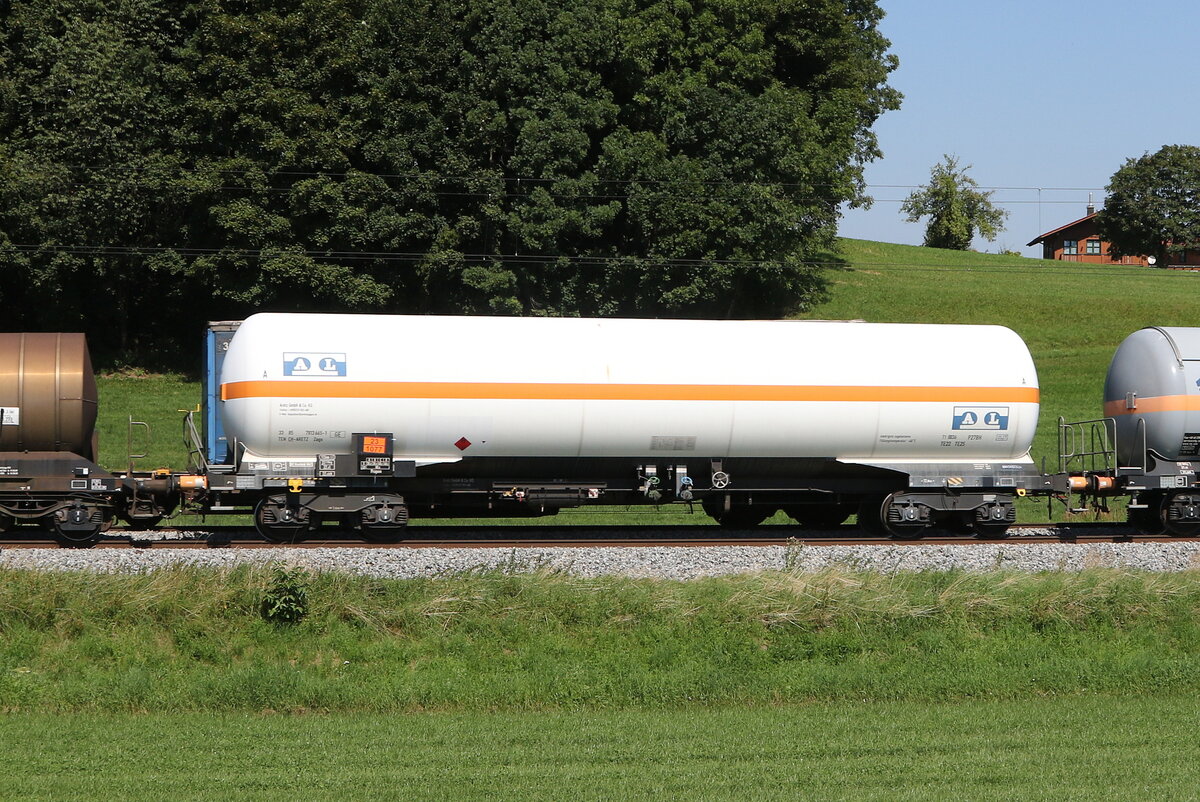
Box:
37 163 1113 195
2 166 1143 272
2 242 1192 280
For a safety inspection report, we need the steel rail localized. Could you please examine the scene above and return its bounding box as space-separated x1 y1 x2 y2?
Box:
0 522 1181 549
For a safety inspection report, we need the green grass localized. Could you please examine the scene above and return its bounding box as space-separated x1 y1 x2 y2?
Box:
96 372 200 472
2 696 1199 800
5 567 1200 712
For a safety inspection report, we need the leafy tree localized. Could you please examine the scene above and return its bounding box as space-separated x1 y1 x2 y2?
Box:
1096 145 1200 265
0 0 187 358
356 0 902 319
901 155 1007 250
0 0 901 367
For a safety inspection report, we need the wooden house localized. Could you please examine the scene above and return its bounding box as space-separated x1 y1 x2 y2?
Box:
1028 205 1200 268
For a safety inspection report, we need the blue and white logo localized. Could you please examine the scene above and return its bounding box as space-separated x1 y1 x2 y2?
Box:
952 406 1009 431
283 352 347 377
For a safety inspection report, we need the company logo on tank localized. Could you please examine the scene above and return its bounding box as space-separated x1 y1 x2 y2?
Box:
952 407 1009 431
282 352 347 377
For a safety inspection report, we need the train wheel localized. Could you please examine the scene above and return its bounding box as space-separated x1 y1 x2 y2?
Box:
254 496 312 543
872 494 930 540
1161 493 1200 537
51 504 105 548
123 516 163 531
0 514 12 533
360 526 406 544
971 520 1012 540
785 504 852 530
359 501 409 544
970 501 1014 540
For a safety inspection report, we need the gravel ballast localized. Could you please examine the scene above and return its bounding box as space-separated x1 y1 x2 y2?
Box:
4 540 1200 577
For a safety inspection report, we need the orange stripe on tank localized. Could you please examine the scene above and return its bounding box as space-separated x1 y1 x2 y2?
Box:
221 380 1040 404
1104 394 1200 417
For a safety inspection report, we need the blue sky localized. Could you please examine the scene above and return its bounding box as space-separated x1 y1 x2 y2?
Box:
837 0 1200 256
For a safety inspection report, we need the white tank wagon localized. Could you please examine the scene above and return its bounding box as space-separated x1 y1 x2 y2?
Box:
211 314 1041 541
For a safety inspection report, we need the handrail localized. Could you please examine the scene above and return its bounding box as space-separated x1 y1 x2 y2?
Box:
1058 416 1116 474
126 417 151 475
1149 327 1185 368
183 409 209 475
1128 416 1148 473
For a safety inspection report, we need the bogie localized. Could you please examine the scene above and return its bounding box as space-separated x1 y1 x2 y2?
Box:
1160 492 1200 537
254 495 312 543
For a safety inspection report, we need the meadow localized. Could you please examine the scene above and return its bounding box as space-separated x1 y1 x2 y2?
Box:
3 565 1200 798
3 697 1199 800
6 565 1200 712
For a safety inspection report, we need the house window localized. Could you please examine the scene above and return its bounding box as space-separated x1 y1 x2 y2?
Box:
1063 240 1078 255
1086 239 1101 255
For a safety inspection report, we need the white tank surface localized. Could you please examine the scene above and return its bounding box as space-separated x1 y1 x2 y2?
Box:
219 313 1040 466
1105 326 1200 463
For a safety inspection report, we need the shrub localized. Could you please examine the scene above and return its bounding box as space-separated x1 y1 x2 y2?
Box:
259 567 310 626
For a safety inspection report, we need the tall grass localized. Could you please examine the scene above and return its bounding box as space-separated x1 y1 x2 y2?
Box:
3 567 1200 712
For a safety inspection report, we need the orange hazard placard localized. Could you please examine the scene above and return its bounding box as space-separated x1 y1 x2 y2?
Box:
360 435 388 454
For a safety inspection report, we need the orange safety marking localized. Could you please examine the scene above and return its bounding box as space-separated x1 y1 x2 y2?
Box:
222 380 1040 404
1104 394 1200 417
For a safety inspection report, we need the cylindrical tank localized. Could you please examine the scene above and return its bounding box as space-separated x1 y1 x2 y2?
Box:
0 333 98 460
219 314 1040 466
1104 326 1200 464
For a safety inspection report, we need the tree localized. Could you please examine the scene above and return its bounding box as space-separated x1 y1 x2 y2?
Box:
353 0 902 319
0 0 902 366
1096 145 1200 265
901 155 1007 250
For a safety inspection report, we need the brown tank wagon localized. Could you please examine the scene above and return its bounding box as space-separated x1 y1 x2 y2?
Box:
0 333 144 544
0 333 99 460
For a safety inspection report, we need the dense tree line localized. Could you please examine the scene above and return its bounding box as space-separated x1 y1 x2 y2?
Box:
0 0 899 367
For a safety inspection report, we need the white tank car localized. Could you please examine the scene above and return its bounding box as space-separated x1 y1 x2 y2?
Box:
219 313 1039 467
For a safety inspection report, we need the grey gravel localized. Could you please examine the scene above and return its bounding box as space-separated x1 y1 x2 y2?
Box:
4 532 1200 577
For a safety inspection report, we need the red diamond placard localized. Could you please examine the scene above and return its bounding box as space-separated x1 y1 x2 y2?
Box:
454 437 472 451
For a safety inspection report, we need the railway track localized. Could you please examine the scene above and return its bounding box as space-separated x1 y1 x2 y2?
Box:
0 522 1180 549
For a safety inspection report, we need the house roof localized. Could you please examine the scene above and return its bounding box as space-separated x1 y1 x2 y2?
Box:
1026 212 1097 247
